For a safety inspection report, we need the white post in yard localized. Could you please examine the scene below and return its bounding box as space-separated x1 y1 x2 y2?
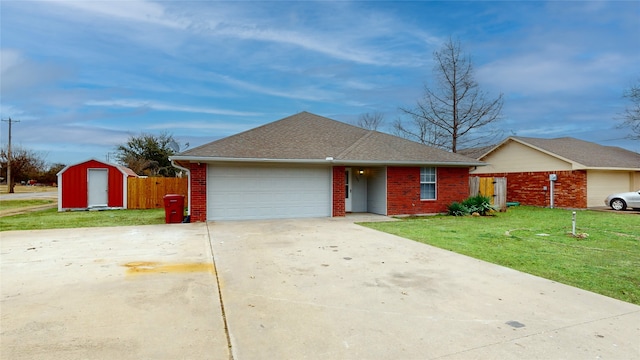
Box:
572 211 576 236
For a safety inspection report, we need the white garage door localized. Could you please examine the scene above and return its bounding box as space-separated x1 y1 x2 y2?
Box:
587 170 632 207
208 164 332 220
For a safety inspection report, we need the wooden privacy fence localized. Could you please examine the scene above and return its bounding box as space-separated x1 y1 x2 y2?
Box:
469 176 507 211
127 177 188 209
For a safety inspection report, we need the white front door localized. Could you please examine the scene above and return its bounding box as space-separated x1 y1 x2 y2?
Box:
88 168 108 207
345 168 352 212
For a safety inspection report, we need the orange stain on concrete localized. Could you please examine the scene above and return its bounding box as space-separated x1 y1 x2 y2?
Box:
124 261 215 276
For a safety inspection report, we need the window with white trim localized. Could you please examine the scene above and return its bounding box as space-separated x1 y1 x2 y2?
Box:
420 167 436 200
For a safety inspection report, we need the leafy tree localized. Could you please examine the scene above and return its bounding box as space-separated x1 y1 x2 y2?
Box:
395 38 504 152
0 145 45 192
36 163 66 184
619 80 640 140
356 111 384 130
115 132 182 177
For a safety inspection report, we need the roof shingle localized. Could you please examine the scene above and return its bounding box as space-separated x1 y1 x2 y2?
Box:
508 136 640 169
176 112 482 166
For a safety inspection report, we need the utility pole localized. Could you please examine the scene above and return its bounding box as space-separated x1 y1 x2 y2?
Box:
2 117 20 193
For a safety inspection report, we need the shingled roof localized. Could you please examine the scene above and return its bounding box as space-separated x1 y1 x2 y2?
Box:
173 112 483 166
480 136 640 169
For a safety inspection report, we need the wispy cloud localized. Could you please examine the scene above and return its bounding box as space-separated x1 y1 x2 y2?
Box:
0 104 35 121
0 49 69 95
478 50 632 96
45 0 188 29
208 73 337 102
211 24 392 66
15 1 435 73
85 99 261 117
147 121 254 132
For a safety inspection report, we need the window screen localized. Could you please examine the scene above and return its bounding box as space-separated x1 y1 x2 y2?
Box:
420 167 436 200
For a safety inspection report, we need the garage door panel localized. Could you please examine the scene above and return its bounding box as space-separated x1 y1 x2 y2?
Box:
208 165 331 220
587 170 632 208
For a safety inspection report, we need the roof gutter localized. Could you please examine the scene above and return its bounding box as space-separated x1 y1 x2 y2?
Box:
169 155 485 167
581 166 640 171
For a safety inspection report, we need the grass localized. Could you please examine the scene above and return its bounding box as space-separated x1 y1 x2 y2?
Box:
0 199 55 210
361 206 640 305
0 208 165 231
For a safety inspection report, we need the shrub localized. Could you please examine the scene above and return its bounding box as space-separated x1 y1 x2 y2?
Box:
462 195 493 216
447 201 469 216
448 195 493 216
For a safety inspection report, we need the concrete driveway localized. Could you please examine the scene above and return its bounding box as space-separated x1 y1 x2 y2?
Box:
1 218 639 359
1 224 228 359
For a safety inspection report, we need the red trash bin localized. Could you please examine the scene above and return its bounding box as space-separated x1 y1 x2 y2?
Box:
163 194 185 223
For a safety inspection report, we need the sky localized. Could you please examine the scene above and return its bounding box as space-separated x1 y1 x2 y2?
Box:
1 0 639 166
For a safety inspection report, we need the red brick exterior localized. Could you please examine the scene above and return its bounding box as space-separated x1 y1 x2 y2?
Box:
477 170 587 208
190 163 208 222
332 166 346 217
387 167 469 215
189 163 471 220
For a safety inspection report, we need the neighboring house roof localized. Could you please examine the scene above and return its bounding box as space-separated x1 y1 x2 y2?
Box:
173 112 484 166
57 158 139 177
458 144 496 160
478 136 640 170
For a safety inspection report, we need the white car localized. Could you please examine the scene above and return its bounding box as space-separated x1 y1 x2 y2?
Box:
605 190 640 211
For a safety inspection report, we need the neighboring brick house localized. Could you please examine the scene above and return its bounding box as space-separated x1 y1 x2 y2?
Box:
464 136 640 208
171 112 483 221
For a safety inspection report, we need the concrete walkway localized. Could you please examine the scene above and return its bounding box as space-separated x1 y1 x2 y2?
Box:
1 219 639 359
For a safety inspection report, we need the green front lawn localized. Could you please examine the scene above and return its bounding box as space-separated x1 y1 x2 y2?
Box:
361 206 640 305
0 199 55 210
0 208 165 231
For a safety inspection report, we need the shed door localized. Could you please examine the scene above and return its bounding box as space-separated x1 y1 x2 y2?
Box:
208 165 331 220
88 168 108 207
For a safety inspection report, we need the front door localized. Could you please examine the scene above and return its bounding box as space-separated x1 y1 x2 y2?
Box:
88 168 108 207
345 168 352 212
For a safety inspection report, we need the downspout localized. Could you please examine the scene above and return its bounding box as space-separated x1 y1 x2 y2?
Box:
171 160 191 216
549 174 557 209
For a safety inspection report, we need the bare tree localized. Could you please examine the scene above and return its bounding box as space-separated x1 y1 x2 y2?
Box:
618 80 640 140
356 111 384 130
395 38 503 152
393 116 449 149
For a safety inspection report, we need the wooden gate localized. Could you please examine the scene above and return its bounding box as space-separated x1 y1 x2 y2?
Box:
127 177 188 209
469 176 507 211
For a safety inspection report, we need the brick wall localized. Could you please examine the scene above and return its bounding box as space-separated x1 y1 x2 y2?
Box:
477 170 587 208
387 167 469 215
190 163 207 222
332 166 345 217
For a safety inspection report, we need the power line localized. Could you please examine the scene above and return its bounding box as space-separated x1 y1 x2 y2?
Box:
2 117 20 193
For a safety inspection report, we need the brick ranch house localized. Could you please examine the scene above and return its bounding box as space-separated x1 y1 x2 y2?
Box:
170 112 484 221
465 136 640 208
